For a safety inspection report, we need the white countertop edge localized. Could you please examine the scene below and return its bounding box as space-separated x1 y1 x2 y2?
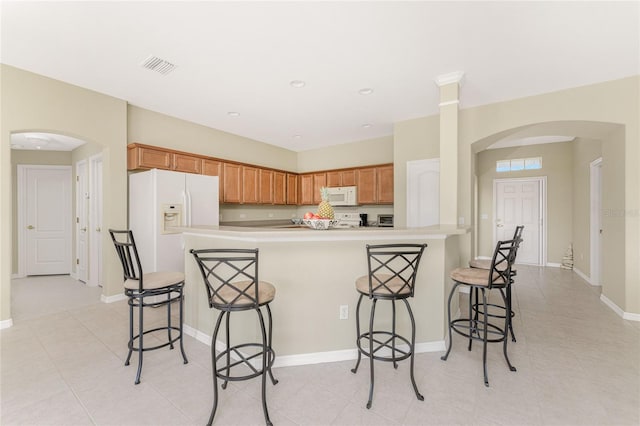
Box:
177 225 468 243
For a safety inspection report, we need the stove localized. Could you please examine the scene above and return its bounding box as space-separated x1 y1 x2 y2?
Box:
334 212 361 228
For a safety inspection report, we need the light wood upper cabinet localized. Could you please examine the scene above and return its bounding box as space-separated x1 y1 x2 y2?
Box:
357 167 377 204
286 173 298 205
242 166 259 204
312 172 327 204
273 171 286 205
376 164 394 204
259 169 275 204
326 171 342 187
128 145 172 170
341 170 356 186
202 159 224 202
299 174 314 205
173 153 202 174
223 163 242 203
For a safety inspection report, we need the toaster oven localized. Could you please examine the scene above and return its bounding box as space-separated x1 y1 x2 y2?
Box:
377 214 394 227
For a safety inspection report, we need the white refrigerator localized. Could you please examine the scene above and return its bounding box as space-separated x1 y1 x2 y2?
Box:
129 168 219 273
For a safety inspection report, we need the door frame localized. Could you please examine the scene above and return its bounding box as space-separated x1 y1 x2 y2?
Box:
492 176 547 266
75 159 88 282
590 157 603 285
89 153 103 287
17 164 73 277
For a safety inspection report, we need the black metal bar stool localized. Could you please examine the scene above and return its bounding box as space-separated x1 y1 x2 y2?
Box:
469 225 524 342
351 243 428 409
190 248 278 426
109 229 188 385
441 237 520 387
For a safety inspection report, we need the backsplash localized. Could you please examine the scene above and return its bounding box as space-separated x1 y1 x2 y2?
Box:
220 204 394 225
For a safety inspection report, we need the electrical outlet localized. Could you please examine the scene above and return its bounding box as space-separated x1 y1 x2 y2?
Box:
339 305 348 320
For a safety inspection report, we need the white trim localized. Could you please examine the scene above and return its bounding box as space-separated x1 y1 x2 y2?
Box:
183 324 445 367
493 176 547 266
11 273 22 279
0 318 13 329
600 294 640 321
438 99 459 107
101 293 127 303
546 262 561 268
573 267 598 286
590 157 603 286
435 71 465 87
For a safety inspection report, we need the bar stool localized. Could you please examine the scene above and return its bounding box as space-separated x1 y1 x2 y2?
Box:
441 237 520 387
351 243 428 409
190 248 278 426
109 229 188 385
469 225 524 342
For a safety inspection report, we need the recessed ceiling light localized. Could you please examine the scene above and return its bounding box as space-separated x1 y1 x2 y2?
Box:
290 80 306 88
362 123 372 129
293 134 302 139
227 111 240 117
358 88 374 95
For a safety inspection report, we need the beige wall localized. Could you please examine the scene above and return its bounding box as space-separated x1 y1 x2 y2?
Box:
127 106 298 172
296 135 393 172
476 142 574 264
1 65 128 322
571 138 602 277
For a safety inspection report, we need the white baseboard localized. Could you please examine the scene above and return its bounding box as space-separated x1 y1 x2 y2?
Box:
0 318 13 329
573 267 599 286
183 323 445 368
546 262 562 268
101 293 127 303
600 294 640 321
11 273 21 279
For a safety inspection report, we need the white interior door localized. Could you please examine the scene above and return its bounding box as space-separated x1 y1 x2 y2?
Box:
76 160 88 282
406 158 440 227
494 178 544 265
21 165 72 275
89 154 103 287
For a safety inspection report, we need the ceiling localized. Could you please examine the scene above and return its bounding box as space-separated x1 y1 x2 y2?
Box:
2 1 638 152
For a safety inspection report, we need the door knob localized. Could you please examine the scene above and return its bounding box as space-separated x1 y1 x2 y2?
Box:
81 227 87 232
96 227 101 232
27 225 34 230
497 224 504 227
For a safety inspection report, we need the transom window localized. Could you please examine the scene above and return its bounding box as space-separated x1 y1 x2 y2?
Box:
496 157 542 172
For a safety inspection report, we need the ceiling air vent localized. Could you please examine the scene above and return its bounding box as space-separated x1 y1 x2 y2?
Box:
141 55 176 75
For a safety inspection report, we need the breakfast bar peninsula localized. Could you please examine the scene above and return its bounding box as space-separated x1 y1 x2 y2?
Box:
177 224 468 367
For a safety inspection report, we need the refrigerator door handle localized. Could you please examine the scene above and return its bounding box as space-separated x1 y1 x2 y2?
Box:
182 191 189 227
186 190 192 226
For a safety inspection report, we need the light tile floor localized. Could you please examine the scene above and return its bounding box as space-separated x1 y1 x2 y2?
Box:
2 266 639 425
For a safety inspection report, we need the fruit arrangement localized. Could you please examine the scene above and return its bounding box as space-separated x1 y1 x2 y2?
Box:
302 188 337 229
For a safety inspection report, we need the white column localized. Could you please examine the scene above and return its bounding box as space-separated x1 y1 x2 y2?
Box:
435 71 464 225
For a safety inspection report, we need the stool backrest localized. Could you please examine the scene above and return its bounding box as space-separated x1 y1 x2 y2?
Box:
109 229 144 292
191 248 261 309
365 243 427 298
488 238 521 288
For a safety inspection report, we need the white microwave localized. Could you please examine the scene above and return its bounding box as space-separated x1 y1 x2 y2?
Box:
327 186 358 206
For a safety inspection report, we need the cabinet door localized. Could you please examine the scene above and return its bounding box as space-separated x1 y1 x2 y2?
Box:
223 163 242 203
273 171 286 205
313 173 327 204
299 174 314 205
242 166 259 204
376 165 394 204
286 173 298 205
341 170 356 186
203 159 224 202
173 153 202 174
357 167 376 204
259 169 274 204
128 146 172 170
326 171 342 187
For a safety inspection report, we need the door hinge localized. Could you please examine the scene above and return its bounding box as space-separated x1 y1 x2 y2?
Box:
76 217 79 223
76 258 79 265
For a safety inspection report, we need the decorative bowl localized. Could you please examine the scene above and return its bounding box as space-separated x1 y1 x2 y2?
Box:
303 219 338 230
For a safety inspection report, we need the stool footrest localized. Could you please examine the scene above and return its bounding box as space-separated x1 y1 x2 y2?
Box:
215 343 276 382
450 318 507 344
128 326 183 352
355 331 412 363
